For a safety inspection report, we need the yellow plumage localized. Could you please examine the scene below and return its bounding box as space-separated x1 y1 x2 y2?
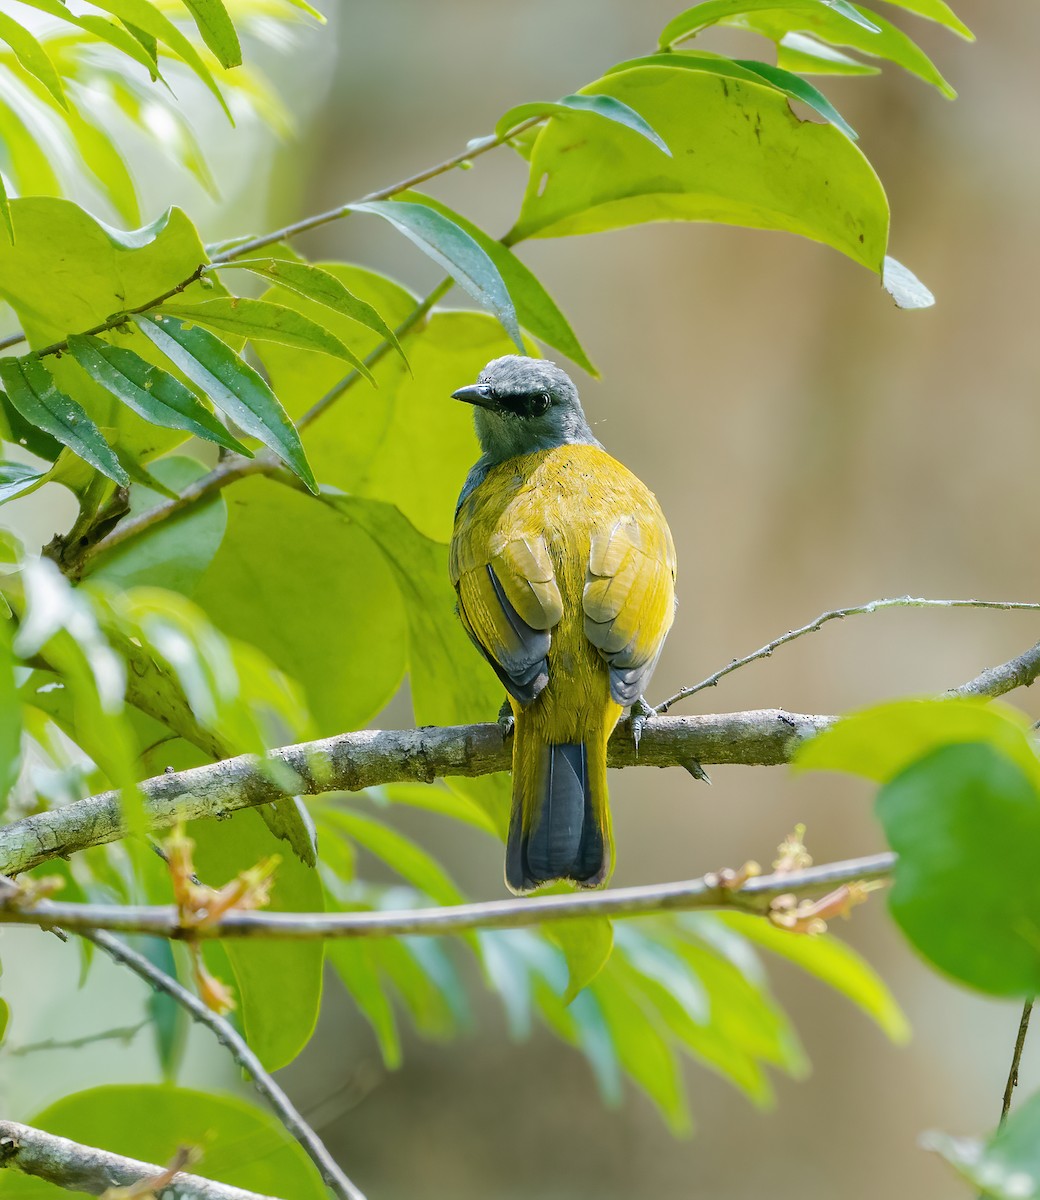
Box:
451 442 676 894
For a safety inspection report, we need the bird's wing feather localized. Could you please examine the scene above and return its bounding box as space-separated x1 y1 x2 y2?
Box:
583 512 676 706
452 526 564 705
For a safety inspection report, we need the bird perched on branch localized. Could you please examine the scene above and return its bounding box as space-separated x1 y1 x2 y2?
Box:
449 356 676 894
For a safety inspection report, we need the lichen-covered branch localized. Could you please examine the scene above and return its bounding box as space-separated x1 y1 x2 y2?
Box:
0 1120 279 1199
1 635 1035 880
1 854 896 939
0 709 832 876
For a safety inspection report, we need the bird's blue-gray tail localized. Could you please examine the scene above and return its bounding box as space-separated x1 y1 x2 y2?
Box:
505 718 612 895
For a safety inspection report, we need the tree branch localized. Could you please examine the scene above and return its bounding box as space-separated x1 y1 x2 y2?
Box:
0 709 832 875
2 855 896 940
656 598 1040 713
0 1120 280 1199
82 929 367 1200
3 628 1037 879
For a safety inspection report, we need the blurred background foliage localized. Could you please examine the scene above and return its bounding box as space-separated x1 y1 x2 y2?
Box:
0 0 1037 1197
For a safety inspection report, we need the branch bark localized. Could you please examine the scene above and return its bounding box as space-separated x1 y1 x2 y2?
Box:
0 709 832 875
1 854 896 939
0 1120 280 1199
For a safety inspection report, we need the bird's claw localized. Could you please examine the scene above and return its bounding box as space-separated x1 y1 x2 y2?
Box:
630 696 655 753
497 699 515 741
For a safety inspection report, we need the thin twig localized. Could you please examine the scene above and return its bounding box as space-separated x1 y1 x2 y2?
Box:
7 1020 147 1056
655 598 1040 714
0 1119 277 1199
1000 999 1034 1125
3 854 896 939
82 929 367 1200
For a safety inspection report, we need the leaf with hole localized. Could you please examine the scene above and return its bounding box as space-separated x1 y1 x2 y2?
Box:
349 200 523 351
510 66 890 276
134 314 316 492
0 356 127 485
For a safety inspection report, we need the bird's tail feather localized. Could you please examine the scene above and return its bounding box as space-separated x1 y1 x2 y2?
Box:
505 717 612 894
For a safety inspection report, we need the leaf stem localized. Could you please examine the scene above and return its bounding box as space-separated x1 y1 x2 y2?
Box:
1000 999 1034 1125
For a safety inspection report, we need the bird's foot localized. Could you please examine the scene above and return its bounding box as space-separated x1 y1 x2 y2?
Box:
629 696 655 753
497 699 515 741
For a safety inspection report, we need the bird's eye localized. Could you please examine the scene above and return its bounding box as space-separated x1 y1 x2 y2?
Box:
533 392 550 414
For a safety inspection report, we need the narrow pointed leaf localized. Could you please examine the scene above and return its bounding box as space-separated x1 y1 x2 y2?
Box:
547 918 615 1002
13 0 163 76
0 357 127 484
177 0 241 67
398 192 597 374
134 314 316 492
0 460 46 505
0 11 67 108
349 200 523 352
497 94 671 156
735 58 857 137
215 258 409 368
156 298 375 382
777 32 881 74
660 0 879 47
86 0 232 119
120 19 159 71
876 0 972 39
67 334 250 453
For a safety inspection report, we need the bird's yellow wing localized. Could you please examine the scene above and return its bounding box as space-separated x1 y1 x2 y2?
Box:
583 512 677 706
450 526 564 705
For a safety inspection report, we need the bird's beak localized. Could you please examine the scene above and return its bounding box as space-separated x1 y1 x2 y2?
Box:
451 383 496 410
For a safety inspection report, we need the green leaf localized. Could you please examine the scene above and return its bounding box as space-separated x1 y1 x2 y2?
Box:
22 1084 328 1197
608 51 857 139
215 257 409 368
0 94 60 198
349 200 524 351
660 0 881 46
67 335 248 453
193 477 407 736
725 5 956 97
547 917 615 1002
496 93 671 155
191 810 324 1070
0 996 8 1044
776 31 882 74
509 66 890 278
321 807 467 905
156 298 376 381
13 0 162 76
0 174 11 244
924 1089 1040 1199
0 11 67 107
0 461 46 505
134 314 317 492
85 0 232 119
326 939 402 1068
878 742 1040 996
0 619 20 815
88 455 228 595
177 0 241 67
595 966 691 1133
398 192 597 375
873 0 973 39
0 356 128 485
374 781 499 837
718 912 909 1041
795 697 1040 786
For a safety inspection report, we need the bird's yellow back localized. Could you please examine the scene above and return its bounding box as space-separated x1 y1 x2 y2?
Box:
451 442 676 892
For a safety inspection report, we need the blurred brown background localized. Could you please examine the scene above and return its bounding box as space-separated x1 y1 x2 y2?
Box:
3 1 1039 1196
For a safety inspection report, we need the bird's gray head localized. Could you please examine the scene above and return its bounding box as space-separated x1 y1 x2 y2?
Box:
451 355 598 464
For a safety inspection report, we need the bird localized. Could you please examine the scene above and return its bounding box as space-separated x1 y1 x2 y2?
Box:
449 355 676 894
